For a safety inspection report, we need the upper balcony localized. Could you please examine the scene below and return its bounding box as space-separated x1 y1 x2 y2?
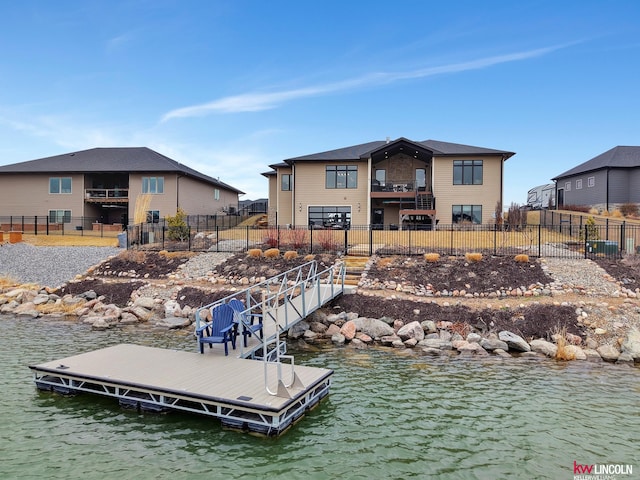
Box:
370 178 429 198
85 188 129 203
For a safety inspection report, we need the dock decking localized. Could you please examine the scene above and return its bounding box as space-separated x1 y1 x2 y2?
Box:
30 344 333 436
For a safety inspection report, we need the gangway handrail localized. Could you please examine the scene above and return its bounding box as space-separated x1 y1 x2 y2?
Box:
194 259 346 396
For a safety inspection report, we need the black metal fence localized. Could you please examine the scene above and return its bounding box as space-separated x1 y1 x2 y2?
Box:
0 213 255 237
125 222 640 258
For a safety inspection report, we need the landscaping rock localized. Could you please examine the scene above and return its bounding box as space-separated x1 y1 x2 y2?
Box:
499 331 531 352
530 339 557 358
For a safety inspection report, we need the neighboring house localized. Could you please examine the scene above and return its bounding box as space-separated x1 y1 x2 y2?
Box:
0 147 243 228
552 146 640 211
263 137 514 229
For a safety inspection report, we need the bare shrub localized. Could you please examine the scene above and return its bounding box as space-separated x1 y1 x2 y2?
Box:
284 228 308 250
316 230 339 252
514 254 529 263
611 209 623 218
303 254 315 262
247 248 263 258
620 202 640 218
263 228 279 248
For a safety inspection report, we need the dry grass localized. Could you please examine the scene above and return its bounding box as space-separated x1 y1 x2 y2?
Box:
465 252 483 263
303 254 315 262
377 257 394 268
264 248 280 258
424 253 440 263
37 301 86 315
0 275 20 288
133 194 152 224
247 248 263 258
159 250 196 259
514 254 529 263
283 250 298 260
554 326 576 361
22 234 118 247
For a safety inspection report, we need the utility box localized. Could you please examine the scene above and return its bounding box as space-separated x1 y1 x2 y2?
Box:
586 240 618 255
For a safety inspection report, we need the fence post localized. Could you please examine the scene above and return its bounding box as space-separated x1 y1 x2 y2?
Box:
606 218 609 240
408 226 411 255
310 225 314 254
216 226 219 252
584 223 588 259
493 223 497 256
344 228 348 254
246 225 249 252
538 224 541 257
277 225 280 249
369 225 373 256
46 215 49 235
620 221 625 254
34 216 38 236
188 226 192 251
449 225 453 256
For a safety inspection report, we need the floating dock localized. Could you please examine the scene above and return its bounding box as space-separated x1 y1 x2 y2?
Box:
30 344 333 436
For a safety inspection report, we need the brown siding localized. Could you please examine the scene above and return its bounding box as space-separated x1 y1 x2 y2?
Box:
0 173 85 217
293 162 368 226
433 156 503 224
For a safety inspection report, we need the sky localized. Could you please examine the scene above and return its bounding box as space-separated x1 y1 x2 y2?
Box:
0 0 639 207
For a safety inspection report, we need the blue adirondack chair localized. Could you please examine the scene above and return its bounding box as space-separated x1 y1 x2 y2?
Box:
196 303 237 355
228 298 263 348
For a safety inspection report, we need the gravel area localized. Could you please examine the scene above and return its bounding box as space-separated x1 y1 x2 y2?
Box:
0 243 121 288
540 257 620 295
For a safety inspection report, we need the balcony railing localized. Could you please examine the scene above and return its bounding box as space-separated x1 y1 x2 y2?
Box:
371 179 427 193
85 188 129 200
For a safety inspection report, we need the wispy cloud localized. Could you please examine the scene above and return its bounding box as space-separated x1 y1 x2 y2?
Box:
162 44 569 122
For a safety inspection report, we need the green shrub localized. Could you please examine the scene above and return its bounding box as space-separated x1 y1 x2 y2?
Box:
167 208 190 242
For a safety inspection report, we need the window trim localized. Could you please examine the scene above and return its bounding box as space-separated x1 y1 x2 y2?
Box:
565 181 571 192
576 179 583 190
308 205 352 228
588 176 595 187
146 210 160 223
214 188 220 200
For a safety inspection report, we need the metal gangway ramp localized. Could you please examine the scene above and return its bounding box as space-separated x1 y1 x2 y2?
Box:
195 259 347 361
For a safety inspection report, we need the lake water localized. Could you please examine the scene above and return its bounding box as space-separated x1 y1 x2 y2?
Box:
1 315 639 480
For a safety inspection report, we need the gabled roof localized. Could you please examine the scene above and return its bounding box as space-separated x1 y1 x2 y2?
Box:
553 146 640 180
0 147 244 193
282 138 514 163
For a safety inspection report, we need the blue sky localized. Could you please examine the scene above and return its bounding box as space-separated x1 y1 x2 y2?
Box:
1 1 639 207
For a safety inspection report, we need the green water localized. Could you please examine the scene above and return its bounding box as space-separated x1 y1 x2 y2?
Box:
1 316 639 480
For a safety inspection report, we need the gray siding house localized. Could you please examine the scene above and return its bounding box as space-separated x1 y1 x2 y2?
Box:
0 147 243 229
552 146 640 211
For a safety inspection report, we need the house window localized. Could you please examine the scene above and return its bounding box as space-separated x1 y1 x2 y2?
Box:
326 165 357 189
281 174 292 191
375 169 386 183
308 206 351 228
146 210 160 223
576 179 583 189
452 205 482 224
565 181 571 192
415 168 426 189
49 209 71 223
49 177 72 194
453 160 482 185
214 188 220 200
142 176 164 194
588 176 595 187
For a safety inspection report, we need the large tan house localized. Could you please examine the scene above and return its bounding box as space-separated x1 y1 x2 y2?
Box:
263 137 515 229
0 147 242 228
